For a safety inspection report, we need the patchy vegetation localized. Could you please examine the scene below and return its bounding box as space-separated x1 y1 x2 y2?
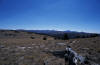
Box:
0 30 100 65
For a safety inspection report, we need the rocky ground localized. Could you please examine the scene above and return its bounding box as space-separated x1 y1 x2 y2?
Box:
0 30 100 65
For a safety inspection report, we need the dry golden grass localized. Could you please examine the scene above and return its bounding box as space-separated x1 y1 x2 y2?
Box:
0 30 100 65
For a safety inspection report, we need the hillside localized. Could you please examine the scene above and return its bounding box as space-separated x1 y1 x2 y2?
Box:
0 30 100 65
22 30 100 39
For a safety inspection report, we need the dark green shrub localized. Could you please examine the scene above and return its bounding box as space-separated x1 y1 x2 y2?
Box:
63 33 69 40
30 37 35 39
43 37 47 40
90 34 99 37
76 36 81 38
54 37 57 40
14 30 20 33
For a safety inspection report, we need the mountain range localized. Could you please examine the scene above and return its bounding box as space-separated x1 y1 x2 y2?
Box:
17 30 100 39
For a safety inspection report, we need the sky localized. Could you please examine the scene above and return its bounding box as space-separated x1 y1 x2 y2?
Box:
0 0 100 33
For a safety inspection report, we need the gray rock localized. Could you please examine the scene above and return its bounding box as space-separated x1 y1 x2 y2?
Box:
56 43 66 46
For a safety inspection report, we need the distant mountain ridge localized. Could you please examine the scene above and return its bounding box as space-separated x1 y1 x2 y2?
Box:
18 30 100 39
0 29 99 39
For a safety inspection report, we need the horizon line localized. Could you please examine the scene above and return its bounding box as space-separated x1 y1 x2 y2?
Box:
0 28 100 34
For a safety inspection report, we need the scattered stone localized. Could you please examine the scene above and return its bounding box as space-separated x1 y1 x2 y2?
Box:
0 45 5 48
56 43 66 46
82 48 90 50
17 46 26 50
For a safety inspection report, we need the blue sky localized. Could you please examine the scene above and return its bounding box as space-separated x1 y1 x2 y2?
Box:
0 0 100 33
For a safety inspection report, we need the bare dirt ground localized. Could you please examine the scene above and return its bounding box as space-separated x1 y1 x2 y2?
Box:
0 30 100 65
